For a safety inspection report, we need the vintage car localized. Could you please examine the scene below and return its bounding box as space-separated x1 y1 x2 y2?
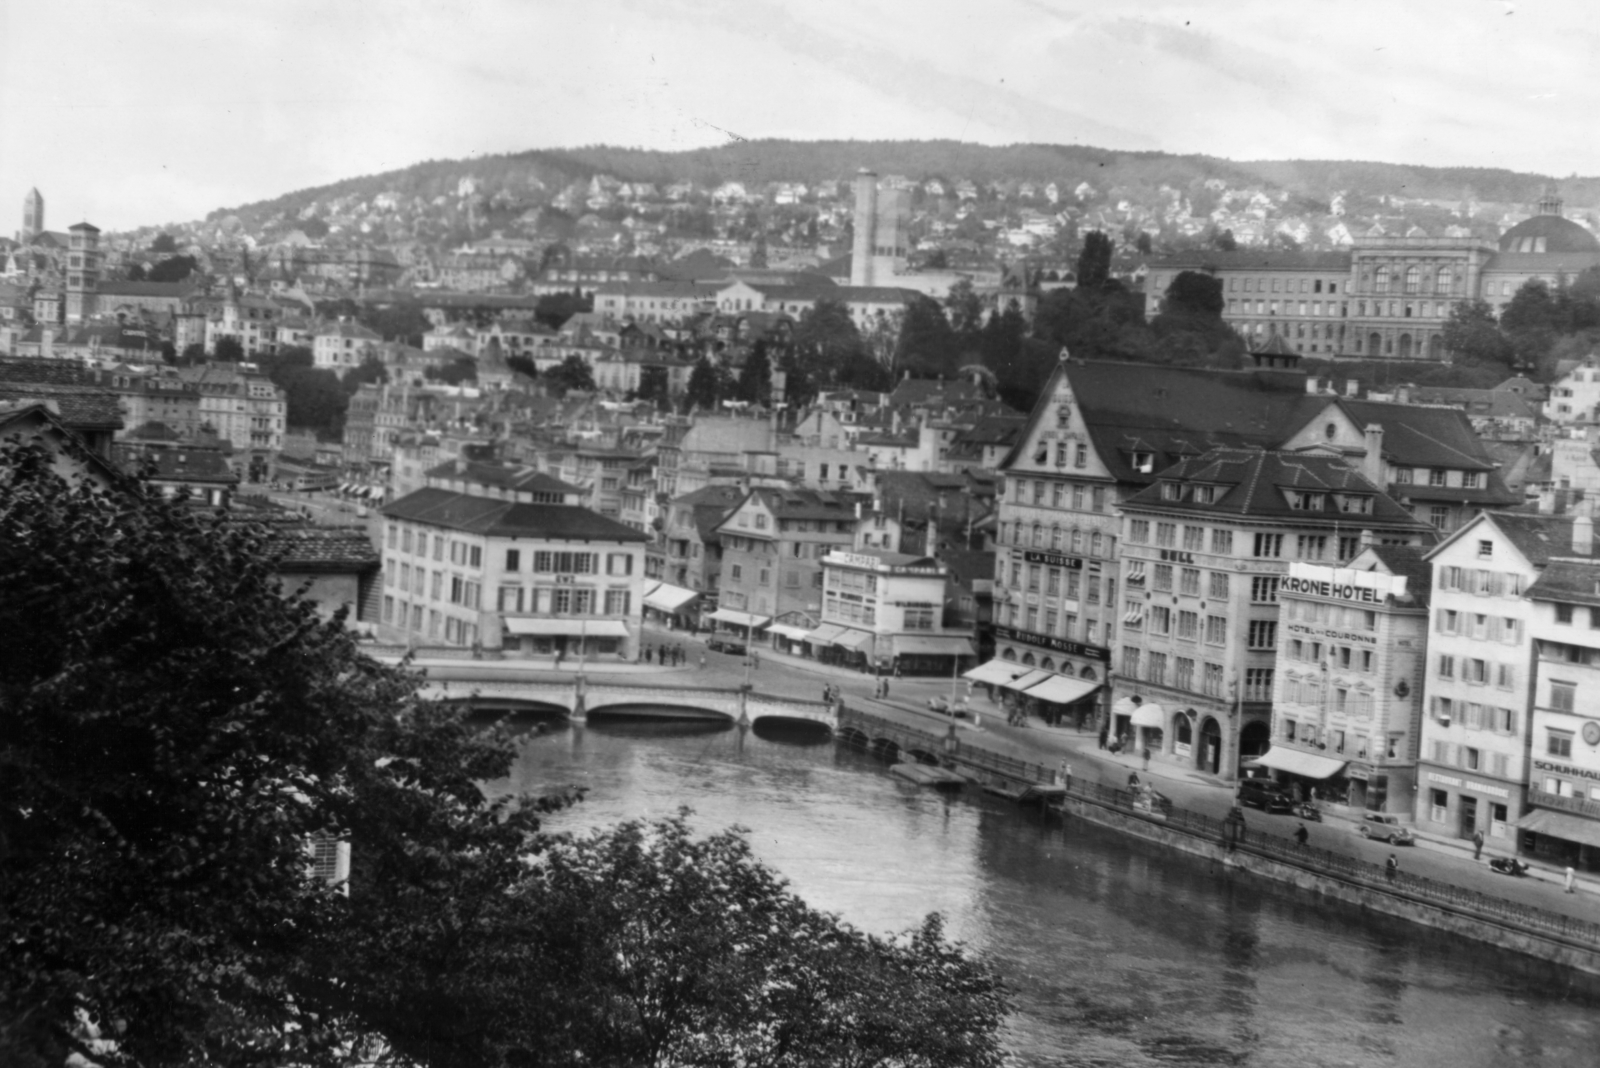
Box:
1354 813 1416 845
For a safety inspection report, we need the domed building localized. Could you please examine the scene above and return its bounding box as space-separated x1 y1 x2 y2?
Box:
1145 189 1600 362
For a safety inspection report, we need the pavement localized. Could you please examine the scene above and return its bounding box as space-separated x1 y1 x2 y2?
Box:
423 617 1600 925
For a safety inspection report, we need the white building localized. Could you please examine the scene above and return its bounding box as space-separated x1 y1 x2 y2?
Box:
1521 543 1600 872
1415 512 1593 845
811 549 973 675
379 488 650 659
313 320 382 376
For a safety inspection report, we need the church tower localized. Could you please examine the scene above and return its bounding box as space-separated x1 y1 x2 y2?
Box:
65 221 101 323
21 187 43 242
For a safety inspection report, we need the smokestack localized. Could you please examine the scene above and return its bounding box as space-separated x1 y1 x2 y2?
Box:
1345 379 1359 398
1359 529 1374 549
1576 515 1594 556
1362 424 1385 486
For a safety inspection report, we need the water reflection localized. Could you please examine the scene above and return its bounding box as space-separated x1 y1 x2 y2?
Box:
486 716 1600 1068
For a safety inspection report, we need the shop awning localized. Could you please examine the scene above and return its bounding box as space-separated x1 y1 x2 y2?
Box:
834 628 876 652
643 582 700 613
767 623 812 641
1517 808 1600 848
503 618 630 638
1250 746 1348 780
706 608 771 630
805 623 848 645
964 658 1026 686
1003 669 1054 692
893 634 974 657
1130 702 1167 728
1024 674 1099 705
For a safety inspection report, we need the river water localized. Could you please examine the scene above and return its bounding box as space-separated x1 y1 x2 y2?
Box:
488 717 1600 1068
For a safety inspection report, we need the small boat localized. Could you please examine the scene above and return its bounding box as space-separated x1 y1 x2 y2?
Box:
890 763 966 790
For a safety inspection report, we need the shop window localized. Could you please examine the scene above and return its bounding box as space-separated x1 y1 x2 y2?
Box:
1430 790 1449 823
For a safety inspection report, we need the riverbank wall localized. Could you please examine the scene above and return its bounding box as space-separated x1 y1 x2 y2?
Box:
836 706 1600 978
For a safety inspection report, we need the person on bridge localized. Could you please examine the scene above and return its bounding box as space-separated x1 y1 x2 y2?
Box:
1385 854 1399 881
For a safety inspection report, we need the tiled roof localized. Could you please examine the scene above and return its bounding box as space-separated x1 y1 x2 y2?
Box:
1122 448 1426 528
0 382 124 429
1525 558 1600 608
98 280 200 299
1364 544 1434 603
424 460 582 495
1148 249 1353 272
938 548 996 587
118 446 238 483
1483 512 1590 568
264 526 382 572
382 487 648 541
0 357 93 385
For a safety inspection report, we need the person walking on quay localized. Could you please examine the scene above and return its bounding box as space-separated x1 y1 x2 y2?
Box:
1127 771 1140 792
881 677 889 698
1566 866 1578 894
644 645 653 664
751 649 760 670
1142 747 1151 772
698 652 706 670
1385 853 1399 881
1294 823 1309 848
1098 727 1108 750
1472 829 1485 861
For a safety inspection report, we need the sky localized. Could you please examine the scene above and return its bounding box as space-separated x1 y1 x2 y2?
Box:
4 0 1600 232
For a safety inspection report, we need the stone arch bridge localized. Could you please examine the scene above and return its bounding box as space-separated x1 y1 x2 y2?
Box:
409 663 835 729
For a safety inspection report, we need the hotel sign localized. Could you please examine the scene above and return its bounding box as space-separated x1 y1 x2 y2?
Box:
994 625 1110 662
1284 562 1408 603
1023 551 1084 570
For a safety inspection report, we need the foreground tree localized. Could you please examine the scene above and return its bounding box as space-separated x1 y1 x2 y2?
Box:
544 353 597 395
0 440 1009 1068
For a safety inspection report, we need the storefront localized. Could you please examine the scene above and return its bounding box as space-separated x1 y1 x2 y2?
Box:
1516 804 1600 873
1248 745 1348 803
891 634 975 678
1021 673 1100 728
705 608 770 648
641 581 700 629
802 623 874 668
963 657 1028 703
766 622 813 656
1418 767 1516 844
501 617 632 660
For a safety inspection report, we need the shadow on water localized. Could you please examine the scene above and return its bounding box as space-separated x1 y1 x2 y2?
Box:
750 719 833 746
581 715 733 739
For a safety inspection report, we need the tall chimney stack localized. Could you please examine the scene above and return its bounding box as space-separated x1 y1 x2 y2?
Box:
1575 514 1594 556
1362 424 1385 486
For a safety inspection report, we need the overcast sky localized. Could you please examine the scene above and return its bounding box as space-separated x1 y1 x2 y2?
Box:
3 0 1598 232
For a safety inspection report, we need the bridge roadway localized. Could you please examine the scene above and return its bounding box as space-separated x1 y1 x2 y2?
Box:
405 658 836 728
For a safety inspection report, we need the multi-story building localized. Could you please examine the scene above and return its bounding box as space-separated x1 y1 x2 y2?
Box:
1522 543 1600 872
379 488 649 659
98 367 202 440
808 549 973 675
1144 250 1353 357
174 361 288 463
1115 448 1431 779
313 319 382 376
1264 549 1431 814
1415 512 1592 846
64 222 100 323
206 293 282 357
661 484 743 599
710 487 865 639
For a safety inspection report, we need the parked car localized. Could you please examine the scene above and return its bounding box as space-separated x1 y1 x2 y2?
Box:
1237 778 1293 814
1355 813 1416 845
706 636 747 655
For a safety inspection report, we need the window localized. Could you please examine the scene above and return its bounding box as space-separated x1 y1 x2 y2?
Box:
1153 564 1173 592
1296 535 1327 560
1438 654 1455 679
1245 668 1274 701
1122 600 1144 630
1148 606 1171 635
1075 444 1088 468
1428 468 1448 488
1247 620 1277 649
731 564 743 581
1212 529 1233 554
1250 577 1279 603
1429 506 1450 530
604 589 631 614
1177 610 1199 640
1092 487 1106 512
1205 615 1227 644
505 549 521 572
1156 523 1177 548
1463 747 1480 771
1557 604 1574 624
1148 652 1167 686
1338 535 1362 561
1208 572 1229 598
1175 657 1195 690
1180 568 1201 596
1183 526 1205 552
1129 520 1150 544
1551 681 1577 713
1122 647 1142 677
1253 533 1283 558
607 553 634 576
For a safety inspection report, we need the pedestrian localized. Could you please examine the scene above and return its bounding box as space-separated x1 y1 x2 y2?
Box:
1385 853 1399 881
698 652 706 670
882 678 890 698
1127 771 1140 791
644 645 653 664
1472 829 1484 861
1118 731 1128 753
1097 728 1108 751
1142 747 1151 772
822 685 830 703
1294 823 1309 847
894 660 903 679
752 649 760 669
1566 866 1578 894
1057 759 1068 787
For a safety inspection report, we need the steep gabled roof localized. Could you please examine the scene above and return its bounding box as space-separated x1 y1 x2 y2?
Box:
382 487 648 541
1122 447 1425 528
1526 558 1600 608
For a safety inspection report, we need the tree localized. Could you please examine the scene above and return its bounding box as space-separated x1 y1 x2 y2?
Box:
1135 231 1152 255
535 290 593 331
149 232 177 253
256 346 350 438
1213 228 1238 252
685 355 719 411
892 295 959 379
737 340 772 404
178 342 207 367
506 354 539 381
944 278 986 337
1501 279 1561 367
126 263 147 282
544 353 596 395
147 256 198 283
792 299 867 386
635 364 670 410
361 300 432 347
344 357 391 392
213 335 245 362
1075 231 1113 291
1164 270 1225 318
1442 299 1514 369
425 356 476 385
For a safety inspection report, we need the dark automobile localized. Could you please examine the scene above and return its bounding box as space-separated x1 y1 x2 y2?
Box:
1237 778 1293 814
1354 813 1416 845
706 637 747 655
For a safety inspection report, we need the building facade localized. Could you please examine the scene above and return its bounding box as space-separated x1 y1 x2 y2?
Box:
811 549 973 675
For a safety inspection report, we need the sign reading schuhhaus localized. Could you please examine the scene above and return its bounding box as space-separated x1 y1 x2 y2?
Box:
993 625 1110 661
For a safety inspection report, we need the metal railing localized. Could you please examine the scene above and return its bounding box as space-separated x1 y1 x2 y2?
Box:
837 706 1600 952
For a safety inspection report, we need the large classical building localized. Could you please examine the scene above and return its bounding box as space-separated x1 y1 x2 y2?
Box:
1145 193 1600 361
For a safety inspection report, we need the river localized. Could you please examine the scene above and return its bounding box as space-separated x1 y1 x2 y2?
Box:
488 716 1600 1068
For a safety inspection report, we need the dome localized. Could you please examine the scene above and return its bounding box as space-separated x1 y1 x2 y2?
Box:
1498 213 1600 254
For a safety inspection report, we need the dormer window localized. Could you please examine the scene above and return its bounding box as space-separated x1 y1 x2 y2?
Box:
1288 491 1326 511
1462 471 1481 489
1477 540 1493 559
1194 485 1218 505
1131 451 1154 474
1161 481 1184 501
1428 469 1448 487
1337 494 1373 515
1395 468 1414 484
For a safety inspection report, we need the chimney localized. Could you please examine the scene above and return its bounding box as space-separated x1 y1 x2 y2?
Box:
42 328 53 360
1304 376 1321 395
1362 424 1385 485
1576 515 1594 556
1359 528 1374 549
1344 379 1359 397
